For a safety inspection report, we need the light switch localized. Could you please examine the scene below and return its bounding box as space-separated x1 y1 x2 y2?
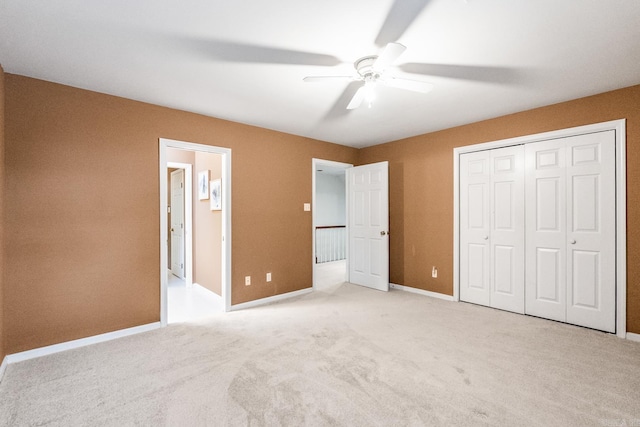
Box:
304 203 311 211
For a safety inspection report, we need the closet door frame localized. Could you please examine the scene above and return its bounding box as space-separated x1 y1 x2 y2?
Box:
453 119 627 338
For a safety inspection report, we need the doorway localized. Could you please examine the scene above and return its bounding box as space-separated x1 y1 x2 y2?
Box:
160 138 232 325
312 159 352 290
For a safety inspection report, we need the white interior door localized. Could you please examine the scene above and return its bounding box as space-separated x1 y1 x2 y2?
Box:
460 151 491 306
525 140 568 322
347 161 389 291
490 146 525 313
565 131 616 332
460 146 524 312
525 131 616 332
170 169 185 279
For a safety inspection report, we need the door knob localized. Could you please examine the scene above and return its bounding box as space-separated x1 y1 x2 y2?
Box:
570 239 576 244
171 228 174 232
483 236 489 240
380 231 387 236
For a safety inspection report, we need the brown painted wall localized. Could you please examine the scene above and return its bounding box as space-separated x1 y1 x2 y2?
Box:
4 75 358 354
194 152 222 295
0 65 5 362
358 84 640 333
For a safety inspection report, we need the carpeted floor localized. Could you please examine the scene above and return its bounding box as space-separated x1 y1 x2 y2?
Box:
1 282 639 426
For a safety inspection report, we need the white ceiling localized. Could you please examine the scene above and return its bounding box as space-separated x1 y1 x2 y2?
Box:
1 1 639 148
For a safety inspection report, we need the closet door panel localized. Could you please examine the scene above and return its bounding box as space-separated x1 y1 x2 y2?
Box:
460 151 491 307
525 141 567 322
565 131 616 332
490 146 525 313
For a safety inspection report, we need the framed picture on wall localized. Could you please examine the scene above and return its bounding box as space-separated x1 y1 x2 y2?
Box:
198 170 210 200
210 179 222 211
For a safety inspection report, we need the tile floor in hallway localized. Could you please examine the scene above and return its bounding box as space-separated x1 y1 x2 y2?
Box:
167 272 224 323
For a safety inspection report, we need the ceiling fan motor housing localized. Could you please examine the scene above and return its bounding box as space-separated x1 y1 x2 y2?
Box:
355 56 381 82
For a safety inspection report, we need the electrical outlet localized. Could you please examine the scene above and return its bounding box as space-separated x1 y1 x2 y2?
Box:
266 272 272 282
432 267 438 278
245 276 251 286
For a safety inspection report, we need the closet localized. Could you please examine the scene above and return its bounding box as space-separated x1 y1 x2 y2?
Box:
459 129 616 333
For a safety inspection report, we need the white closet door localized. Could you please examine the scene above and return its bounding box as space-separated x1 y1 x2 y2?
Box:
490 146 525 314
525 140 567 322
525 131 616 332
460 151 491 306
565 131 616 332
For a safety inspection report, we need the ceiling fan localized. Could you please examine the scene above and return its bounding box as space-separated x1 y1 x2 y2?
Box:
303 43 433 110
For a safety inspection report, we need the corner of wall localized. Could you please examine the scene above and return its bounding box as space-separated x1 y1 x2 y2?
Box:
0 63 6 364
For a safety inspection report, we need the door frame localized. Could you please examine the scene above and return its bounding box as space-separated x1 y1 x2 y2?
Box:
312 158 353 289
168 163 192 285
453 119 627 338
160 138 232 325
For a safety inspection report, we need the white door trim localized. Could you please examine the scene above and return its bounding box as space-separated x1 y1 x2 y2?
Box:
453 119 627 338
311 158 353 289
168 162 192 286
160 138 232 325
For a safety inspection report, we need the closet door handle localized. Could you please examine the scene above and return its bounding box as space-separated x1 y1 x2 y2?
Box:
483 236 489 240
570 239 576 244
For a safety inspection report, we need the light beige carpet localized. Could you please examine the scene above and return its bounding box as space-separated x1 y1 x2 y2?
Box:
1 282 639 426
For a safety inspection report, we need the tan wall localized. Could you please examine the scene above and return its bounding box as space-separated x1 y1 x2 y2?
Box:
194 152 222 295
358 84 640 334
4 75 358 354
4 72 637 355
0 65 5 362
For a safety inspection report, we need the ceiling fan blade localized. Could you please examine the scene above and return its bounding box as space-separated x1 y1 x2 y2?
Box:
303 76 355 83
323 81 365 121
346 85 367 110
170 36 342 66
384 77 434 94
375 0 432 47
399 63 523 84
373 43 407 73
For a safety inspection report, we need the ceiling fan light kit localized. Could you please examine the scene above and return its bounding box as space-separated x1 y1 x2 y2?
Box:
304 43 434 110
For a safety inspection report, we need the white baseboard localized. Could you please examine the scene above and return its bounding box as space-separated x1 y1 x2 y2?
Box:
390 283 455 302
5 322 162 365
626 332 640 343
230 288 312 311
0 355 7 384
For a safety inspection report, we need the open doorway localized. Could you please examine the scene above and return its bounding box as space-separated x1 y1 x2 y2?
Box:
312 159 352 291
167 158 223 323
160 139 232 325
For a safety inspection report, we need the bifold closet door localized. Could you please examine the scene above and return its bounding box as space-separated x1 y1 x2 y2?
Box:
460 146 524 313
525 131 616 332
460 151 491 307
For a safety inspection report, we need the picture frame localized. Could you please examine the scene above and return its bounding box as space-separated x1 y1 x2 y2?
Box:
210 179 221 211
198 170 210 200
